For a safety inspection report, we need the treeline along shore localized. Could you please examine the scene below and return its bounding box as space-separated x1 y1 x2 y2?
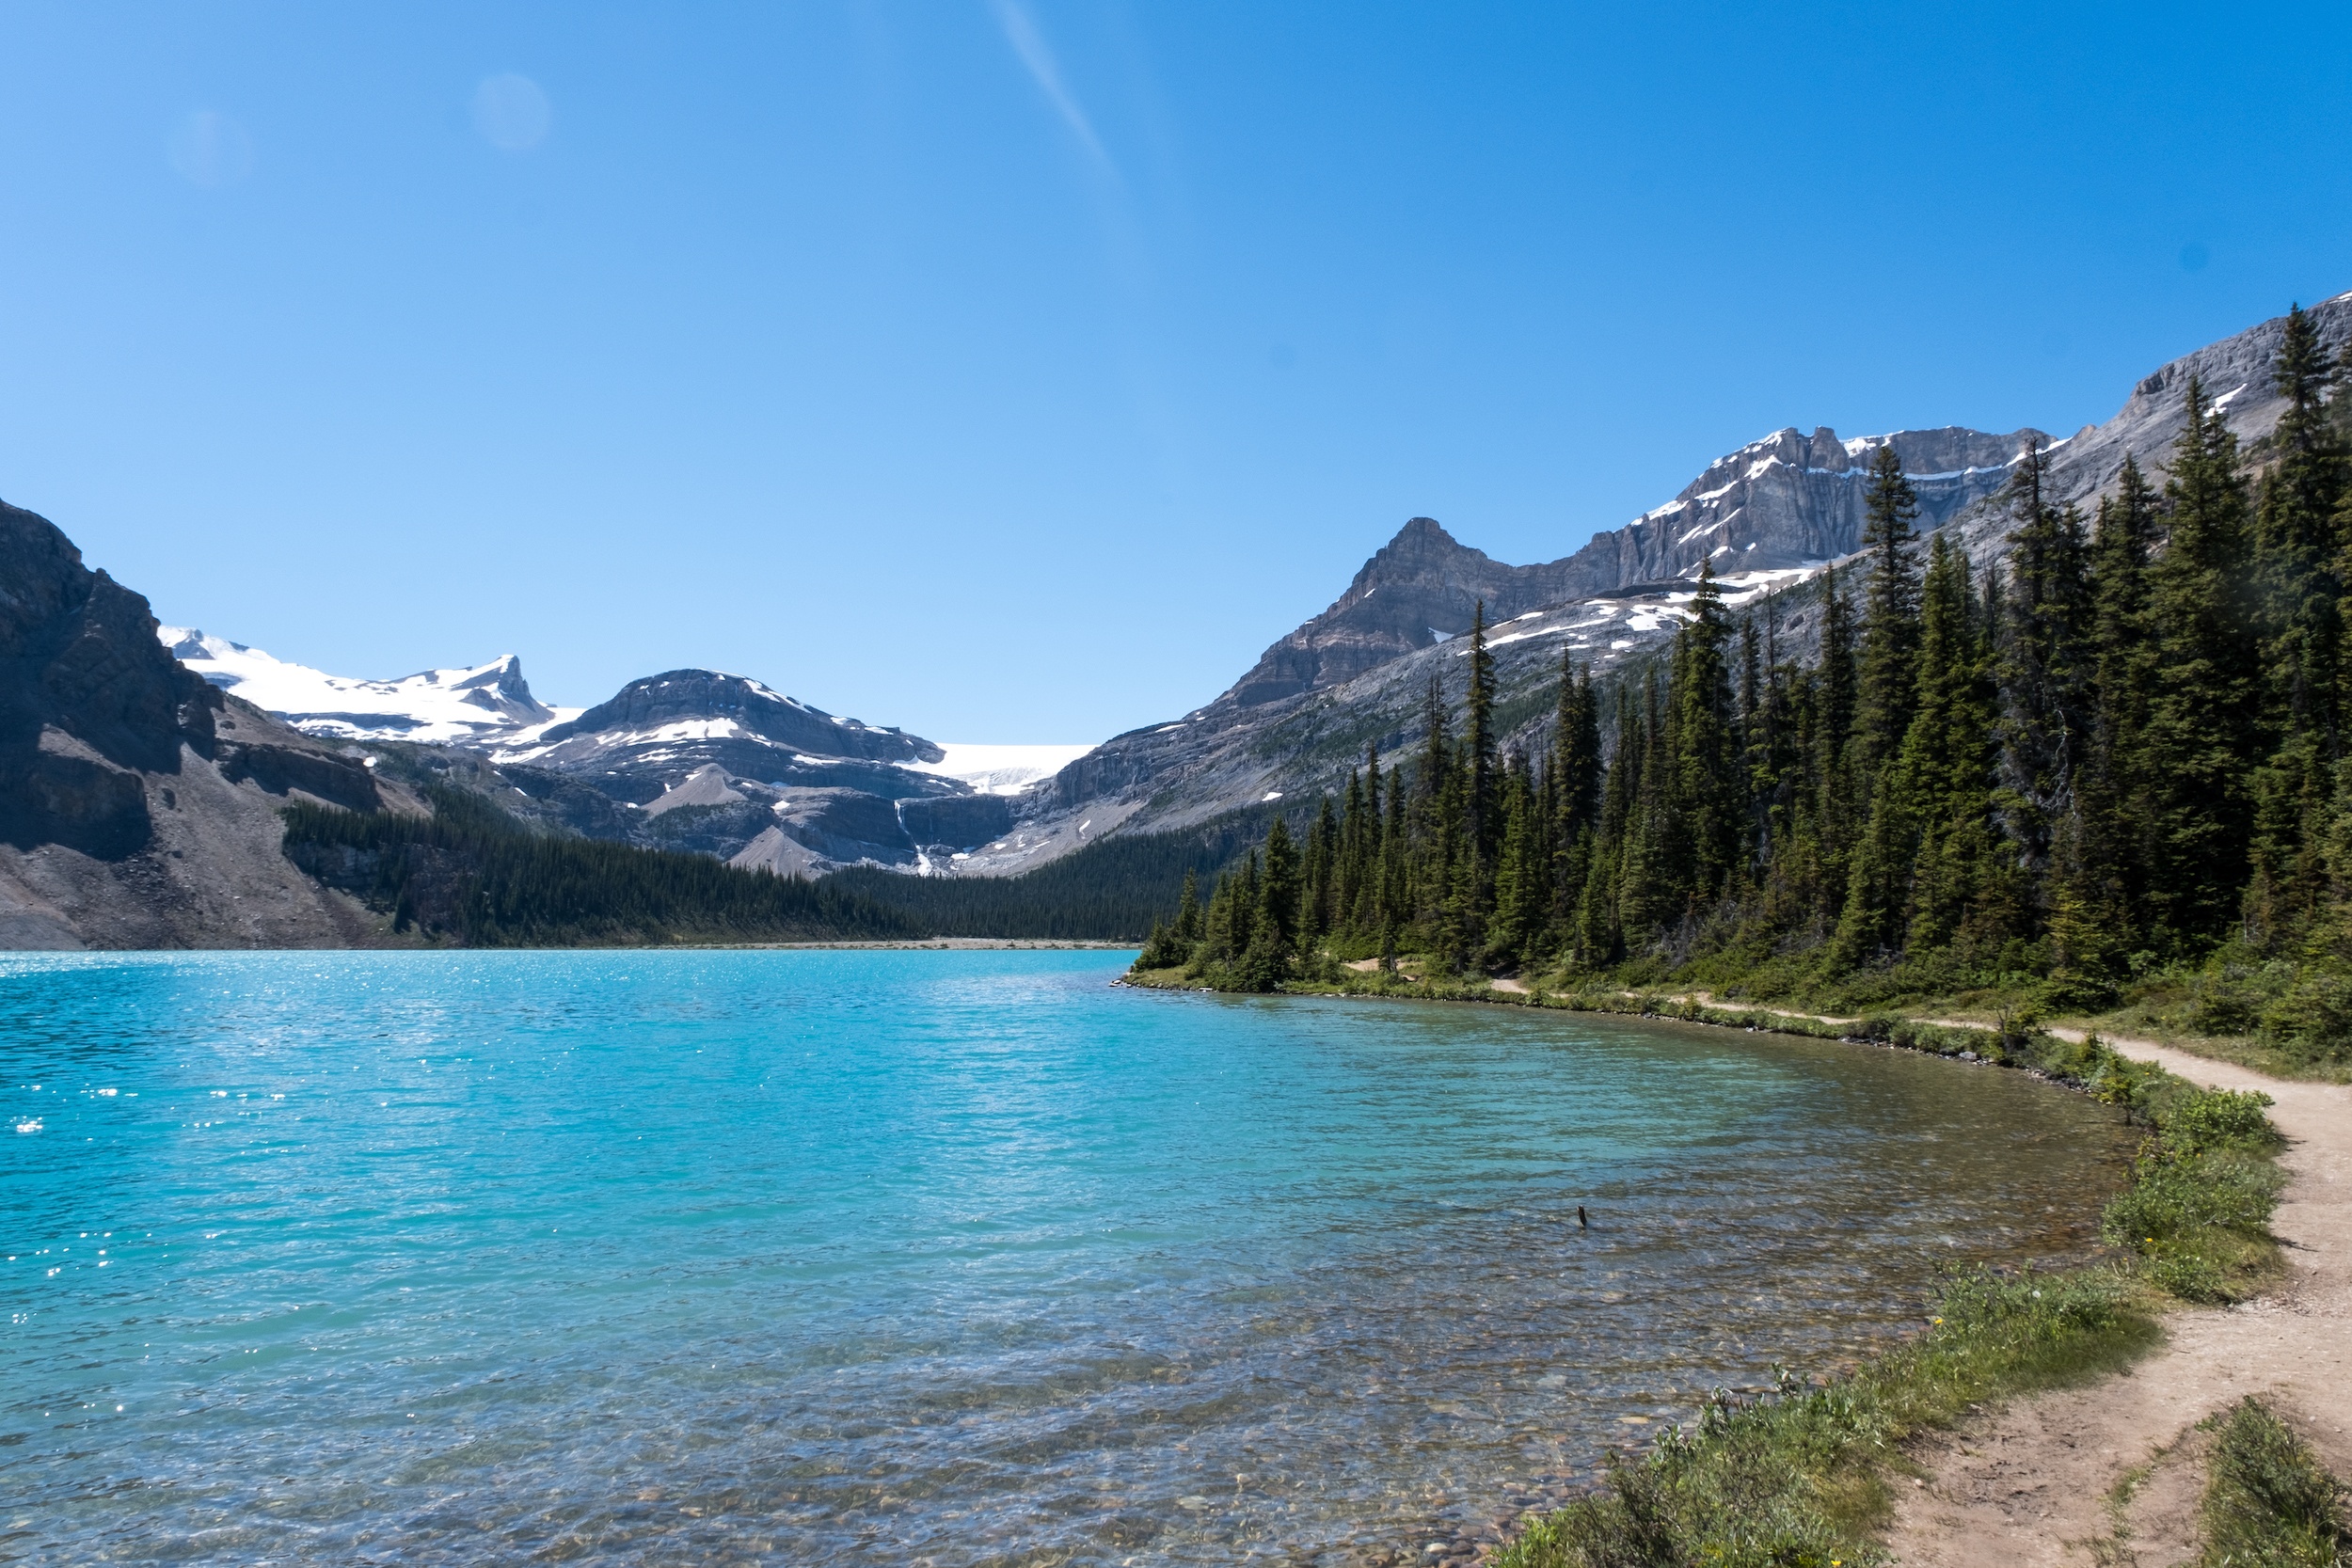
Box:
1120 306 2352 1564
1135 307 2352 1079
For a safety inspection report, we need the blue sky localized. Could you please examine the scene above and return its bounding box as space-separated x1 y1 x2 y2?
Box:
3 3 2347 741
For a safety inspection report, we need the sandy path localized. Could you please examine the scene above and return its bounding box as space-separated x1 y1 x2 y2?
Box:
1883 1030 2352 1567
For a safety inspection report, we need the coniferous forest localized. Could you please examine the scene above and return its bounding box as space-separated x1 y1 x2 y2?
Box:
1139 310 2352 1068
281 785 922 945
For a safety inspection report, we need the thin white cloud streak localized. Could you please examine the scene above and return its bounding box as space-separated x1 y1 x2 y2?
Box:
988 0 1115 178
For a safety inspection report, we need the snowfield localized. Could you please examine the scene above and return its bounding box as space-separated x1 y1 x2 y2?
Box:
158 627 576 745
899 742 1097 796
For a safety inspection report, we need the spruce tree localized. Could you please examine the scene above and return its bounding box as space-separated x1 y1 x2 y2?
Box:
1553 652 1602 840
1901 536 2008 954
1490 756 1544 969
1813 563 1863 916
2244 309 2350 946
2142 378 2259 949
1462 600 1500 867
1996 439 2094 883
2036 460 2163 976
1667 562 1743 905
1854 443 1924 785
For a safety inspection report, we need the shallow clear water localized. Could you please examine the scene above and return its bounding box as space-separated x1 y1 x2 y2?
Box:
2 949 2129 1565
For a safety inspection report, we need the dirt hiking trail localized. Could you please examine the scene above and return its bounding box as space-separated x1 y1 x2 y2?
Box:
1886 1030 2352 1567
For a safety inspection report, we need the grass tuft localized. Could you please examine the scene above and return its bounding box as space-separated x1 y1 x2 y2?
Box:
1498 1271 2157 1568
2199 1398 2349 1567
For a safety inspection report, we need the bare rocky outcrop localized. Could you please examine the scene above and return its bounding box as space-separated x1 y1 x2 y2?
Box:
1946 290 2352 568
1227 428 2038 708
0 499 396 949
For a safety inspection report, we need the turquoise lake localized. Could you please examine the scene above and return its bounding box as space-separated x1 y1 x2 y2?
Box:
1 949 2132 1564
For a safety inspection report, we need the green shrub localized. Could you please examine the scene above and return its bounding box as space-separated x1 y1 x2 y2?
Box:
2163 1088 2279 1155
2259 971 2352 1067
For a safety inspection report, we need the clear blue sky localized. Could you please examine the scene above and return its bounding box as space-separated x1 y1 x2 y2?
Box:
3 3 2347 742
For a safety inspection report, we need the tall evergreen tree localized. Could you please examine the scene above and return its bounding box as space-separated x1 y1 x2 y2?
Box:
2054 456 2164 974
1667 562 1743 906
1462 601 1500 867
2245 308 2351 946
1813 563 1862 911
1853 444 1925 784
2142 378 2259 948
1900 536 2008 953
1996 439 2094 884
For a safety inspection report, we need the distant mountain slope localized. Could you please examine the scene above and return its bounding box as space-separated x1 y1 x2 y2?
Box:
1951 287 2352 562
160 627 571 744
1 499 395 948
489 669 1093 875
1015 291 2352 866
1228 425 2037 706
154 629 1105 879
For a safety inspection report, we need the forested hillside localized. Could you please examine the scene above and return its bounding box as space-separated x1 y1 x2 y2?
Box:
821 812 1268 940
1139 308 2352 1067
281 787 920 945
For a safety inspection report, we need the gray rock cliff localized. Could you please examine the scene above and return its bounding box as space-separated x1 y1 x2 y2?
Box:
0 499 395 948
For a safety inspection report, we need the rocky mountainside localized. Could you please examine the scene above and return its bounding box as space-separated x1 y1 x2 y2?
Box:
1009 291 2352 868
0 499 400 948
1949 288 2352 562
476 671 1052 874
154 627 1102 877
1227 426 2037 706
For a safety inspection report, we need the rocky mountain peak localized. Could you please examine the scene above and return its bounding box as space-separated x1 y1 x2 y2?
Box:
1219 421 2038 709
531 669 939 764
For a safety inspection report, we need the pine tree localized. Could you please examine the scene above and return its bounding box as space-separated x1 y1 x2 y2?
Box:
2244 308 2351 947
1553 652 1603 840
1576 683 1643 966
1996 439 2094 886
1814 563 1863 913
1302 796 1338 949
1617 672 1678 947
1257 818 1301 957
1901 536 2008 954
2142 378 2259 949
1490 755 1544 968
2074 457 2165 959
1667 561 1743 906
1854 444 1925 785
1462 600 1500 868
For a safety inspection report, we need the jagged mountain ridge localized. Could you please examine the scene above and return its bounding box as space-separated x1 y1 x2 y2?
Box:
479 671 1053 873
13 288 2346 941
1021 291 2352 867
1950 288 2352 562
154 631 1094 876
162 628 569 745
1228 425 2038 706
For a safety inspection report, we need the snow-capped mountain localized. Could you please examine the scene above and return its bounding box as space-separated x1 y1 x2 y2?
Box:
154 633 1104 877
485 669 1099 875
158 628 574 745
1224 426 2037 707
